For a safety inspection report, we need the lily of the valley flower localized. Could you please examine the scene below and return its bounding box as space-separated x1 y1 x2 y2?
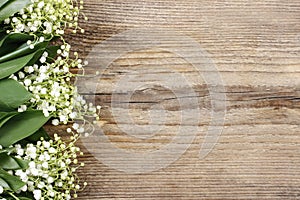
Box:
11 45 100 129
11 133 86 200
6 0 87 41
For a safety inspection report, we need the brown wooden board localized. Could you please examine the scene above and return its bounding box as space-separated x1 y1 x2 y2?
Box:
56 0 300 199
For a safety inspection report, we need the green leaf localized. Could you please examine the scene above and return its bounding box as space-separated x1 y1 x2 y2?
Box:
18 128 50 146
0 168 25 192
0 111 51 147
0 153 18 169
25 48 45 66
0 177 10 189
0 32 7 44
0 33 32 49
0 0 10 9
0 79 32 111
0 41 48 63
0 153 29 170
0 0 32 22
0 33 33 57
26 127 50 142
13 157 29 169
0 30 6 40
45 45 60 62
0 112 18 128
0 52 37 79
0 112 16 121
2 196 33 200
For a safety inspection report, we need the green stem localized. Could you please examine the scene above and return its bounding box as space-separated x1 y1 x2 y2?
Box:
8 192 20 200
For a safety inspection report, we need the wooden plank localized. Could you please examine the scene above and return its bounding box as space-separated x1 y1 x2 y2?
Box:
62 0 300 199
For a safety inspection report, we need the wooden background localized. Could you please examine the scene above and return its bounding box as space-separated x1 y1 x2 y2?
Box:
63 0 300 199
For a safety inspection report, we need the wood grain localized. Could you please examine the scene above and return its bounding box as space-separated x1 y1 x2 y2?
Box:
62 0 300 199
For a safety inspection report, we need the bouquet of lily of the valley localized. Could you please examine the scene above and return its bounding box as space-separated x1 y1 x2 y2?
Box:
0 0 99 199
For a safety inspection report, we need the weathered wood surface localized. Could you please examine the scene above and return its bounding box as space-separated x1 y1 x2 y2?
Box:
63 0 300 199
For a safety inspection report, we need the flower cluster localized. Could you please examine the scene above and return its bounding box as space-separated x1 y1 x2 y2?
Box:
5 0 101 132
8 133 86 200
0 0 95 199
5 0 87 40
11 43 100 129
